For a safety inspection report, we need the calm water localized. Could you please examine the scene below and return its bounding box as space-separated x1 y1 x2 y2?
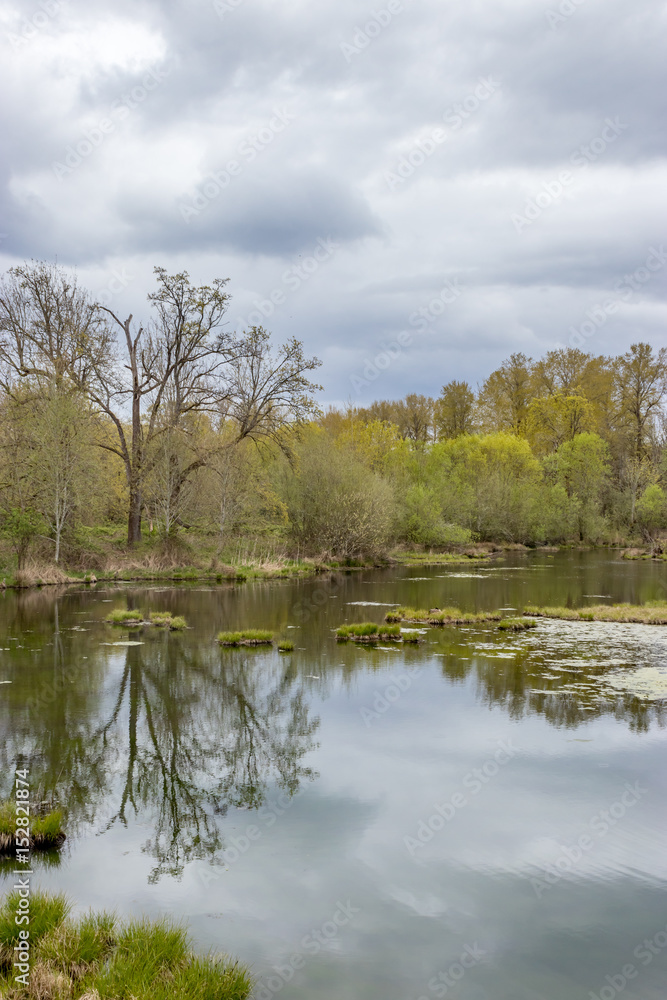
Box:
1 551 666 999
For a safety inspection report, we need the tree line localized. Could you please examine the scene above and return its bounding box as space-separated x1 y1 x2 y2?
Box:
1 260 666 567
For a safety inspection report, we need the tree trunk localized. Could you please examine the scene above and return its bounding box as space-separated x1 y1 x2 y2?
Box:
128 487 142 545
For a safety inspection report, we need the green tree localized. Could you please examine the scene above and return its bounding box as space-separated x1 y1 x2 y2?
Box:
435 380 475 439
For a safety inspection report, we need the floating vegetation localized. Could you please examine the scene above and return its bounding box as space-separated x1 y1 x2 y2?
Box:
0 890 252 999
335 622 413 642
217 630 274 646
386 607 502 625
0 803 65 855
106 610 187 629
524 602 667 625
498 618 538 632
277 640 294 652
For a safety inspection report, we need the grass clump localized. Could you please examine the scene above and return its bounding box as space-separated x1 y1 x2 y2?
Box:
524 602 667 625
0 802 65 854
498 618 538 632
149 612 187 630
386 607 502 625
336 622 405 642
0 891 252 999
217 630 274 646
277 640 294 652
105 608 144 625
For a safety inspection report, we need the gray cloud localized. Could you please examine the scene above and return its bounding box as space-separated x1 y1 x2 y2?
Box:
1 0 665 404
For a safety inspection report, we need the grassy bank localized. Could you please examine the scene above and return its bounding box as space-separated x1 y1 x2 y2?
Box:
524 601 667 624
0 890 251 999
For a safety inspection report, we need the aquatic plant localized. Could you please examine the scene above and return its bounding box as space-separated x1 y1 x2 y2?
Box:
498 618 538 631
0 802 65 855
277 640 295 652
149 612 187 630
336 622 404 641
524 602 667 625
386 607 502 625
217 630 274 646
105 609 144 625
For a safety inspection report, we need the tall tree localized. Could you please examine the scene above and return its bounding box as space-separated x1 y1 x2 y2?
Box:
435 380 475 439
613 342 667 460
477 352 534 435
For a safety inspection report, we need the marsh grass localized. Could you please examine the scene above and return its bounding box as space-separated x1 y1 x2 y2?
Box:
0 802 65 854
0 892 252 999
336 622 404 641
217 630 274 646
277 640 294 652
386 607 502 625
524 602 667 625
106 610 187 629
498 618 538 631
105 609 144 625
149 612 187 630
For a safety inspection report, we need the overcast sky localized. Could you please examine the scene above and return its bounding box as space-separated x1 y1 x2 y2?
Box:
1 0 666 406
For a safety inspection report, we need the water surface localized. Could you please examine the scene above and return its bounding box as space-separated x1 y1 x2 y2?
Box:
1 551 666 999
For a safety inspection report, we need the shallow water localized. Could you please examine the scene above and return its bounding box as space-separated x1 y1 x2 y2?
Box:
1 551 666 999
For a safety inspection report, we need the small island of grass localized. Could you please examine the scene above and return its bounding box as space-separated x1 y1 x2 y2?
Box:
524 602 667 625
0 803 65 855
217 630 274 646
336 622 418 642
105 609 187 629
385 607 502 625
498 618 538 632
277 640 294 652
0 890 252 999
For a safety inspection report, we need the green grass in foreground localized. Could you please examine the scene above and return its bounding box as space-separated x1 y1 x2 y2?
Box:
0 803 65 854
524 601 667 624
0 890 252 999
385 607 502 625
217 630 274 646
336 622 404 641
498 618 538 631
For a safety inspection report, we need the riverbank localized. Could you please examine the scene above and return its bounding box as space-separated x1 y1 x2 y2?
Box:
0 533 662 591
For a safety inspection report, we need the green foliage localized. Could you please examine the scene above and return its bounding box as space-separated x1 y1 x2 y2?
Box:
106 609 145 624
336 622 403 640
277 640 294 652
635 484 667 542
386 606 501 624
281 429 395 557
525 602 667 624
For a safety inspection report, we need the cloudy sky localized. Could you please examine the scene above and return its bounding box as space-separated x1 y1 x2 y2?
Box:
1 0 666 406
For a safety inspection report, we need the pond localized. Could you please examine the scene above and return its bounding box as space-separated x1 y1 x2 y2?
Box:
1 550 666 999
